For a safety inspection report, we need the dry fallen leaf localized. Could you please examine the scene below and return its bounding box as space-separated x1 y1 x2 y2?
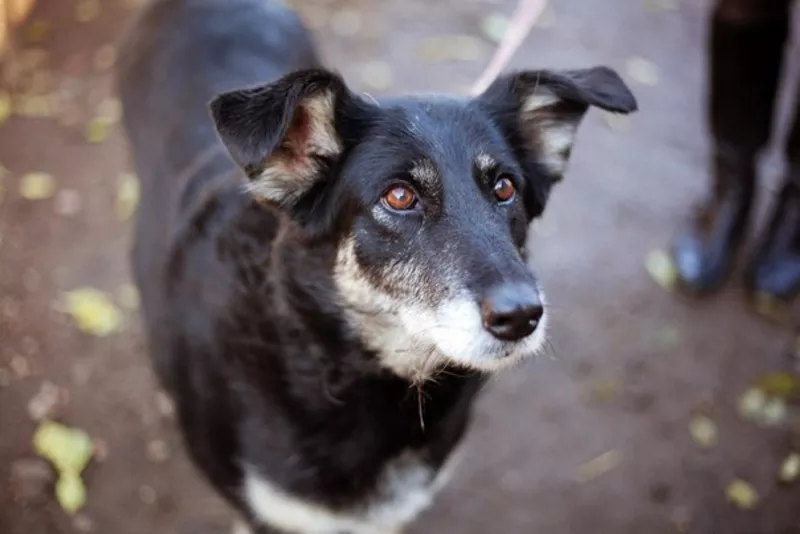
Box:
74 0 101 23
536 4 556 28
575 449 621 483
760 397 787 426
626 56 660 86
146 439 170 463
779 453 800 483
54 188 82 216
417 35 485 63
645 249 677 290
586 378 621 404
0 90 12 125
138 484 157 504
14 93 58 118
726 479 759 510
117 283 140 311
62 287 124 337
116 173 140 221
27 381 65 421
601 111 631 132
738 387 767 420
10 355 31 378
93 45 117 72
97 97 122 123
654 324 680 349
329 9 362 37
480 13 509 44
360 61 393 91
33 420 94 515
753 291 786 321
644 0 679 11
19 172 56 200
688 414 717 448
24 19 53 44
754 372 799 398
85 117 112 144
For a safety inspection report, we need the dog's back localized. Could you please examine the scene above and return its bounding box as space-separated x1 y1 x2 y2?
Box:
116 0 318 323
116 0 323 512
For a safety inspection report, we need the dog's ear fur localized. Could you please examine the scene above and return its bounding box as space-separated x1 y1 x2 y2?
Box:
479 66 637 180
210 69 363 207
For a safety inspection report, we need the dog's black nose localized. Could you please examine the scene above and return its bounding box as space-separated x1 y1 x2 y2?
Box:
480 284 544 342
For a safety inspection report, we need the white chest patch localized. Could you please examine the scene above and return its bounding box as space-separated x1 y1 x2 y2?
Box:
243 449 460 534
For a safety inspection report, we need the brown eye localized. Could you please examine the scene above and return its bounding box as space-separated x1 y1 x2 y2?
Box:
493 176 516 202
382 185 418 211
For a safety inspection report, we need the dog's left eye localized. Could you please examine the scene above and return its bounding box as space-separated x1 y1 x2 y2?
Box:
492 176 516 203
382 184 418 211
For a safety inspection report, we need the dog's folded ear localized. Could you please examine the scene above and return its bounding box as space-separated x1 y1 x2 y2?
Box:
210 69 361 207
478 66 637 180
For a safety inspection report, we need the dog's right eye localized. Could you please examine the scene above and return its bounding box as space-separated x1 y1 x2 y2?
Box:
382 185 418 211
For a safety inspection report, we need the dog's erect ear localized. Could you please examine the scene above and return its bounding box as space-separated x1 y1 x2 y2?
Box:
479 66 637 179
210 69 359 206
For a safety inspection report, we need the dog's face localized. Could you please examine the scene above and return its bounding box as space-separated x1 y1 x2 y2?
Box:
210 68 636 380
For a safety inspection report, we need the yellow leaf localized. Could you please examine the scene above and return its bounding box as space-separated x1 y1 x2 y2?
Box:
754 373 799 398
480 13 509 44
55 472 87 515
62 287 124 337
33 420 94 475
575 449 621 483
779 453 800 483
626 56 660 86
74 0 100 23
0 90 11 125
116 173 140 221
85 117 111 144
19 172 56 200
738 387 766 420
688 414 717 448
726 479 759 509
645 249 676 290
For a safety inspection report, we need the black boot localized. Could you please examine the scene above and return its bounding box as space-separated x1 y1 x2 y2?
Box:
671 1 789 296
745 177 800 307
672 150 755 295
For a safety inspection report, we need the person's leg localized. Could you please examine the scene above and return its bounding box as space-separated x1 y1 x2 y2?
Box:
672 0 790 295
745 88 800 304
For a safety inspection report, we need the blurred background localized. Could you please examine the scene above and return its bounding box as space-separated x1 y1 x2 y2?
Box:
1 0 799 533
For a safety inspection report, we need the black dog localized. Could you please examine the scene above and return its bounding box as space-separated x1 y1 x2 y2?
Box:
116 0 637 532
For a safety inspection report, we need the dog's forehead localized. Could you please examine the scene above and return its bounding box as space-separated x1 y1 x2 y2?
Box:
368 95 507 165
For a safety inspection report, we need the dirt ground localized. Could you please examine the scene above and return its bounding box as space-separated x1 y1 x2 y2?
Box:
1 0 800 533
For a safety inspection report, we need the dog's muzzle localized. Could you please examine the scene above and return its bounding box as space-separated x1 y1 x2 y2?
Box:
479 282 543 342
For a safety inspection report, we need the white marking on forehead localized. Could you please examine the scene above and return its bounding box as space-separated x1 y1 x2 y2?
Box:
475 154 496 171
409 160 438 185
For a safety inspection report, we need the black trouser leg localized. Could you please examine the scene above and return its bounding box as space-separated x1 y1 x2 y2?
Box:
671 0 790 295
746 81 800 303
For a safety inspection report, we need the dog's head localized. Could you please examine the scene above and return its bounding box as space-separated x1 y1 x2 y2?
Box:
210 67 636 380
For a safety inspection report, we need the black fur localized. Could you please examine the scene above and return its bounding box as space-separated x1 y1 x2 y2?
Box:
116 0 636 532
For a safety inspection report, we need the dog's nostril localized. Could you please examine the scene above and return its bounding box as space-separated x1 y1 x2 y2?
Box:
481 284 544 342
